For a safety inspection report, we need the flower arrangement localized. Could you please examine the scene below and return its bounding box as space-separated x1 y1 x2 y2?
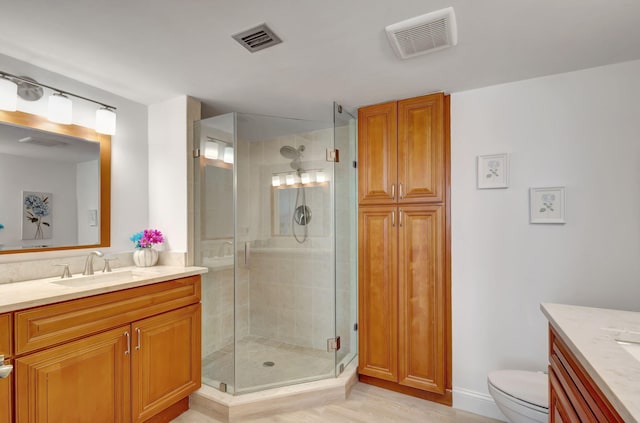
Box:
130 229 164 249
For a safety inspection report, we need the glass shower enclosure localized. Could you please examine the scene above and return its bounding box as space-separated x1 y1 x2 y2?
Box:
194 104 357 394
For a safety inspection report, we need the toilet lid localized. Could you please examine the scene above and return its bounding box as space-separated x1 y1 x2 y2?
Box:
488 370 548 409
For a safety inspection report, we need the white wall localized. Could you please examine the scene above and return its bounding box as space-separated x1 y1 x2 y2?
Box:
76 160 100 245
0 154 77 248
0 53 149 262
451 59 640 419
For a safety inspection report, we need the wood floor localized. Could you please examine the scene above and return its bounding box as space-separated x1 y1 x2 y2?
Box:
172 382 503 423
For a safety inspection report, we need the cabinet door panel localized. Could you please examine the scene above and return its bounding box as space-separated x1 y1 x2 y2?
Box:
0 360 11 423
398 205 445 393
550 367 580 423
358 102 398 204
132 304 201 423
358 206 398 381
0 313 10 357
398 94 445 203
15 326 130 423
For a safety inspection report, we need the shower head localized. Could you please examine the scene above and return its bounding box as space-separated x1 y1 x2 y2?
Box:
280 145 305 159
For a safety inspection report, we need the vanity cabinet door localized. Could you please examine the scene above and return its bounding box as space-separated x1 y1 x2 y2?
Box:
0 361 11 423
131 304 201 423
15 326 131 423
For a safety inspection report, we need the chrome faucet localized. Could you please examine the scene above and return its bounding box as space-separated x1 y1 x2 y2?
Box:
82 251 104 275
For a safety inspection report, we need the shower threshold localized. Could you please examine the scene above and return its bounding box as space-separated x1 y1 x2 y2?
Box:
190 359 358 422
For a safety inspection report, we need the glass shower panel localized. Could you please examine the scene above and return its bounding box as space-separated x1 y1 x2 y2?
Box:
194 114 236 393
234 113 337 394
333 103 357 374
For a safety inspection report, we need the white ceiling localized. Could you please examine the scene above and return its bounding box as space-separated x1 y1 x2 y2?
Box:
1 0 639 121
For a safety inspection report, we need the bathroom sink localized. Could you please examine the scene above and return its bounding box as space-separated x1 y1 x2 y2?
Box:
616 331 640 362
51 270 137 287
617 341 640 362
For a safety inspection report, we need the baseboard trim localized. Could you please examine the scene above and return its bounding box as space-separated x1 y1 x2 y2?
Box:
453 387 506 421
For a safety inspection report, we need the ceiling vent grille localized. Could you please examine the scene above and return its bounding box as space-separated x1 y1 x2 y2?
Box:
232 24 282 53
385 7 457 59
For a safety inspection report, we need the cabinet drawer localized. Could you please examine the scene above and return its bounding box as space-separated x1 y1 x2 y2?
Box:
15 275 201 355
0 313 10 357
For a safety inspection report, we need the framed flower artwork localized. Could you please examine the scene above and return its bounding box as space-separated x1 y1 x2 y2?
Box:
22 191 53 240
530 187 565 224
477 153 509 189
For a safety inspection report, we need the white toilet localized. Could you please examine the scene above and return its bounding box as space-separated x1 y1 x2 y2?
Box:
487 370 549 423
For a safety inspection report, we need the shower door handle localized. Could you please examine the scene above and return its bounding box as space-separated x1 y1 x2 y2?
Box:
244 242 251 268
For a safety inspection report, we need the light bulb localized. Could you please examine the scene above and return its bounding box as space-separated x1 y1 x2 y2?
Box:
285 174 295 185
272 175 281 187
300 172 311 184
204 141 219 160
315 170 326 183
95 107 116 135
48 93 72 124
0 77 17 111
223 146 234 164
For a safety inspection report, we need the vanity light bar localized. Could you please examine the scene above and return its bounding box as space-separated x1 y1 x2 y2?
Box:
0 70 117 135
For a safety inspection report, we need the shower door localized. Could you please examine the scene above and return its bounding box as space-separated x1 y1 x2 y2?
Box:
234 113 337 393
333 103 358 374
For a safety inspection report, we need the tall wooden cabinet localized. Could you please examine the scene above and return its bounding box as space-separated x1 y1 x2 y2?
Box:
358 93 451 404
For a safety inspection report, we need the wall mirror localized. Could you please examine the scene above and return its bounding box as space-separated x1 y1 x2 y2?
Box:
0 110 110 254
272 184 330 237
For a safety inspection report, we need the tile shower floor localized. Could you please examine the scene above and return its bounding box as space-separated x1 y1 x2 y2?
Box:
202 335 336 393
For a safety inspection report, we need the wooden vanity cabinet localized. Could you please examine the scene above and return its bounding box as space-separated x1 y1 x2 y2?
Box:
357 93 451 405
548 326 623 423
13 275 202 423
0 313 12 423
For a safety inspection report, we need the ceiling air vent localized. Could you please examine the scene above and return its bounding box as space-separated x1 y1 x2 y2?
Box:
232 24 282 53
385 7 457 59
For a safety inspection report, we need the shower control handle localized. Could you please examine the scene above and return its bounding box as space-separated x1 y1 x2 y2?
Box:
391 184 395 200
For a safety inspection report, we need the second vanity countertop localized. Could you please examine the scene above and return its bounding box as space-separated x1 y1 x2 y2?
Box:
0 265 208 313
541 303 640 423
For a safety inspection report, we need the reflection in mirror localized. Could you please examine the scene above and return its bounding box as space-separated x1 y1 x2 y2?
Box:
202 163 233 240
0 110 110 254
272 184 329 238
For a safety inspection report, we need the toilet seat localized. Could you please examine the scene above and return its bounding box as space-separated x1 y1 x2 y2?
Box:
488 370 548 410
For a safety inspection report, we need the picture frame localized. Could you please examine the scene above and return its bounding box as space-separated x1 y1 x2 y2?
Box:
477 153 509 189
529 187 565 224
22 191 53 240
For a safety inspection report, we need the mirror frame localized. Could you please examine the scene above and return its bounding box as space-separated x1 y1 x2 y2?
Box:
0 110 111 254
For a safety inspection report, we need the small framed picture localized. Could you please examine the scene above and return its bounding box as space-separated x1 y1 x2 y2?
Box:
530 187 565 224
477 154 509 189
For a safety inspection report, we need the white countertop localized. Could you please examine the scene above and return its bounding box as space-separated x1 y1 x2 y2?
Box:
0 265 208 313
541 303 640 423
